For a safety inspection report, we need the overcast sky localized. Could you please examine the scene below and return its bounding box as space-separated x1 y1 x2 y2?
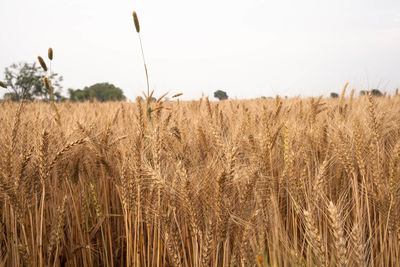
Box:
0 0 399 100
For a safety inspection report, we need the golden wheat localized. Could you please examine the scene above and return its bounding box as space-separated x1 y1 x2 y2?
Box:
0 95 400 266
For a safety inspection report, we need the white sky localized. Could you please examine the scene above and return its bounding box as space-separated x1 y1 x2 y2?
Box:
0 0 399 100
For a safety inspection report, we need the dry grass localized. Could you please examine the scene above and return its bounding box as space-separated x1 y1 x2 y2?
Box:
1 94 400 266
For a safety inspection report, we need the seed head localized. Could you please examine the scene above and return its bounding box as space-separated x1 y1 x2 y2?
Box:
43 77 50 91
38 56 48 72
132 11 140 33
48 48 53 60
172 93 183 98
0 81 7 89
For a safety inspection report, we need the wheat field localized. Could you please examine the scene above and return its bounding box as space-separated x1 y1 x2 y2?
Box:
1 93 400 266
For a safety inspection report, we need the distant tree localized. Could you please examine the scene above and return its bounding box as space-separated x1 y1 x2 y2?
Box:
330 92 339 98
359 90 367 96
371 89 383 97
69 83 126 102
214 90 228 100
3 92 19 101
68 88 92 102
2 62 63 101
359 89 383 97
90 83 125 102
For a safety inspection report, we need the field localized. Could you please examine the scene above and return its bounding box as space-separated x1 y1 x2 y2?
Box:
1 94 400 266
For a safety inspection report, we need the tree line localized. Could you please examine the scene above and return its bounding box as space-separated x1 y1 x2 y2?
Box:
11 61 387 102
330 89 383 98
1 62 126 102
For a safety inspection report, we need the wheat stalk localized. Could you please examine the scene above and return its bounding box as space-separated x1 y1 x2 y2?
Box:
132 10 151 116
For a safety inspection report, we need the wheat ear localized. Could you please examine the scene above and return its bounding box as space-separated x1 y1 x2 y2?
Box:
328 201 348 266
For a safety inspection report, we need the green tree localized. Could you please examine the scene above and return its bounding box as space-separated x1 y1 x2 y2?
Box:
359 89 383 97
68 88 92 102
371 89 383 97
3 92 19 101
69 83 126 102
330 92 339 98
2 62 63 101
214 90 228 100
